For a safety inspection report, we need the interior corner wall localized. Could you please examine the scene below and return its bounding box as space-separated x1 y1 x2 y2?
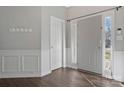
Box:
41 6 66 76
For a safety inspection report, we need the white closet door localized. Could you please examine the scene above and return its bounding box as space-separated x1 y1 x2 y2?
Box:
77 15 102 74
50 16 63 70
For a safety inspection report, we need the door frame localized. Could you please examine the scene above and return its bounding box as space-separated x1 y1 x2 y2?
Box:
50 16 66 71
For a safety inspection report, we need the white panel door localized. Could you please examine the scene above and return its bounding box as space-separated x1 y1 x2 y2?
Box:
50 16 63 70
77 15 102 74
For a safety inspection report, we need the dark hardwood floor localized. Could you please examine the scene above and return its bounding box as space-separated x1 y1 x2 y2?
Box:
0 68 123 87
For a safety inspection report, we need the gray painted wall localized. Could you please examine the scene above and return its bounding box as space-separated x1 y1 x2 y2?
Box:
0 7 41 50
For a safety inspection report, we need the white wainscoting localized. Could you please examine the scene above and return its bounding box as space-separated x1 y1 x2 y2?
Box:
0 50 41 78
66 48 77 69
113 51 124 81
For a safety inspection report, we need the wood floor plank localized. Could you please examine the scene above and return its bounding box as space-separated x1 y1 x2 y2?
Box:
0 68 122 87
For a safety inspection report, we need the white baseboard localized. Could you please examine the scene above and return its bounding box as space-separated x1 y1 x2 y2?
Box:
67 64 77 69
41 70 51 77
